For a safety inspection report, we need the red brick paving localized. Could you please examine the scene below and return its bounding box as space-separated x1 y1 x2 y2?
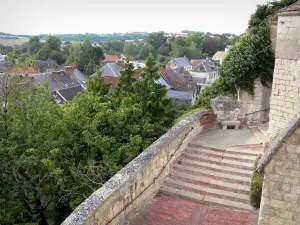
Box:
129 193 258 225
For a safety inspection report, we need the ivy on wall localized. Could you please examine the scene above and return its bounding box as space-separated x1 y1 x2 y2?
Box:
197 0 298 109
221 23 274 95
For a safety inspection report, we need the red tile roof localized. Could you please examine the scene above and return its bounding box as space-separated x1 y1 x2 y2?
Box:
191 59 208 68
9 66 40 75
212 51 225 58
104 54 119 62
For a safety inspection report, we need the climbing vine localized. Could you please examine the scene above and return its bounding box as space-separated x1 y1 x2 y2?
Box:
221 23 274 94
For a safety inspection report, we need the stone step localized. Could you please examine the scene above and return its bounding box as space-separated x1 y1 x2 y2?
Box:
183 152 221 163
188 143 225 153
161 186 253 211
186 147 256 162
175 164 251 184
225 147 262 156
165 178 249 202
187 147 224 156
203 196 253 211
182 153 254 170
180 159 253 176
220 159 253 170
161 186 204 202
210 180 250 193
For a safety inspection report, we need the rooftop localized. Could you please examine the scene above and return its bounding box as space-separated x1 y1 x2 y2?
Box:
104 54 119 62
174 56 192 68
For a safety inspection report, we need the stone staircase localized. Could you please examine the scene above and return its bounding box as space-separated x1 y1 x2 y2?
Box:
161 143 263 212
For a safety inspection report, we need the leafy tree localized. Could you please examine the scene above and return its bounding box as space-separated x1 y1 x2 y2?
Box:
138 44 156 59
221 23 274 94
123 42 139 59
198 77 236 109
46 36 62 52
28 36 42 56
115 61 135 98
35 36 65 64
146 32 168 50
185 32 204 48
202 36 219 56
35 44 51 61
101 40 124 53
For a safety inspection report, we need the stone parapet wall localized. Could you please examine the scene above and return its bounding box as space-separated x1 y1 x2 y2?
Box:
62 110 215 225
268 12 300 138
258 125 300 225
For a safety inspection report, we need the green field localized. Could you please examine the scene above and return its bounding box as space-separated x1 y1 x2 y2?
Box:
0 36 30 46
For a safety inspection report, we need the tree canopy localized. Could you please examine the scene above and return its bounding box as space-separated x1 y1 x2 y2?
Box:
0 56 185 225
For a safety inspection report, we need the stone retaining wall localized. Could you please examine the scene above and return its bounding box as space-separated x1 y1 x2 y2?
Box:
258 125 300 225
62 110 215 225
268 11 300 137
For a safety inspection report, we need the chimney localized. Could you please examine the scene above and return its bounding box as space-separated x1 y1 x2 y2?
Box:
65 66 74 80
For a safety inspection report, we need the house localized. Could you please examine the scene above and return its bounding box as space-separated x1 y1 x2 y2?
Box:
190 60 219 83
0 55 7 62
159 68 206 104
212 51 228 65
91 63 123 84
166 56 193 71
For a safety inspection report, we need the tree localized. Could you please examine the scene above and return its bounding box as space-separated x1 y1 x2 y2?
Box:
46 36 62 52
221 24 274 94
115 61 135 98
185 32 204 48
123 42 139 59
202 36 218 56
66 39 103 75
134 54 171 123
28 36 42 56
35 44 51 61
138 44 156 59
146 32 168 50
35 36 65 64
101 40 124 53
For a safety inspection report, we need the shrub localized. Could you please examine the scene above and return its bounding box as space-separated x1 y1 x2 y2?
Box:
250 157 264 208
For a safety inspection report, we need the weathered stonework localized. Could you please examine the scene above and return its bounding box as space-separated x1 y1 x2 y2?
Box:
257 122 300 225
268 11 300 138
239 79 272 125
211 96 240 123
62 110 215 225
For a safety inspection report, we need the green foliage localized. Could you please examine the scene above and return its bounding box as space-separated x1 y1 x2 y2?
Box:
174 107 203 124
101 40 124 54
198 77 237 109
146 32 168 50
123 42 139 59
0 57 180 224
250 158 264 208
221 23 274 94
66 38 104 75
28 36 42 56
34 36 66 64
216 0 296 94
249 0 298 27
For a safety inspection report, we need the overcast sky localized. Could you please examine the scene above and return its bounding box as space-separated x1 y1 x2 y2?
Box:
1 0 269 35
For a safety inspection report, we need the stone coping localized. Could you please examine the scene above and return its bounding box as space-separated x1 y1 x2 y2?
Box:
62 110 212 225
279 11 300 17
257 109 300 172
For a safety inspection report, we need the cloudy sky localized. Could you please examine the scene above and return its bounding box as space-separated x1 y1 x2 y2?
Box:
1 0 269 35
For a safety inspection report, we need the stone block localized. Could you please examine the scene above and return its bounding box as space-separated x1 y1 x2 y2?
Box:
291 185 300 194
280 210 293 219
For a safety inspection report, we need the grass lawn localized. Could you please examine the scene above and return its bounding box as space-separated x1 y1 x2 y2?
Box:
0 36 29 46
